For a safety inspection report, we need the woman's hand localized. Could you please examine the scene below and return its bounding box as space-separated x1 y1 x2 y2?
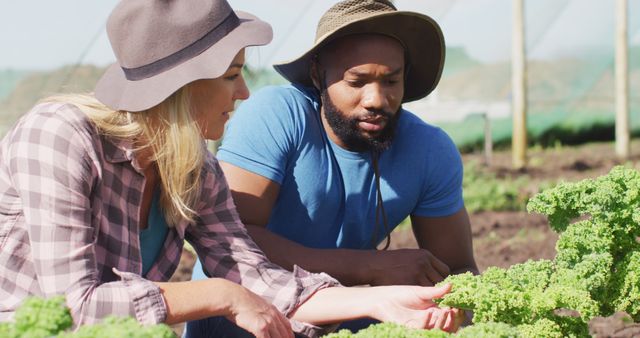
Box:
158 278 293 338
370 283 462 333
226 284 294 338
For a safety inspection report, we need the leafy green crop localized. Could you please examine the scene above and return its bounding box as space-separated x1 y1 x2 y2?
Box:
1 296 175 338
324 322 449 338
438 166 640 337
462 161 530 212
323 166 640 337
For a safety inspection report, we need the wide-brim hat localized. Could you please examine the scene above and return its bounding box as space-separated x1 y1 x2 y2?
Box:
95 0 272 112
273 0 444 103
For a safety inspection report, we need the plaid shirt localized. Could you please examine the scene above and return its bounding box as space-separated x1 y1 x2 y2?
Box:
0 102 339 337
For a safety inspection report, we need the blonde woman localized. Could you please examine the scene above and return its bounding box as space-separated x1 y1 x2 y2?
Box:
0 1 462 337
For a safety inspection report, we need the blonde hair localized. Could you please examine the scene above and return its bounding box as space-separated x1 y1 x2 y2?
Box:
45 88 205 227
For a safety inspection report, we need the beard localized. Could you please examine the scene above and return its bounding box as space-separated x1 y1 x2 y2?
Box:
320 89 402 153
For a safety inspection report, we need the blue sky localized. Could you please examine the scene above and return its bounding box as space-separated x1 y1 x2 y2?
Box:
1 0 639 71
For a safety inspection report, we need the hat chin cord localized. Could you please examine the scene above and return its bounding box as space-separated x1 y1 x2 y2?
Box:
370 150 391 250
315 67 391 250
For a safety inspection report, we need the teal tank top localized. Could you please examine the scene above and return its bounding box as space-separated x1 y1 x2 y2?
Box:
139 188 169 276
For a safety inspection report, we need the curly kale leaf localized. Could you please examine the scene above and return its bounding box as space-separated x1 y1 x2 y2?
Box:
455 322 518 337
516 318 562 338
0 322 16 338
323 322 449 338
438 261 556 326
58 317 175 338
528 166 640 257
4 296 174 338
609 251 640 321
13 296 73 338
553 220 614 267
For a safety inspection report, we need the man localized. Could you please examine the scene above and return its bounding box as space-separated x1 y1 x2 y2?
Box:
216 0 478 288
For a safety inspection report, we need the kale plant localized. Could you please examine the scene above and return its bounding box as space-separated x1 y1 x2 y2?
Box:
437 166 640 337
1 296 175 337
322 166 640 338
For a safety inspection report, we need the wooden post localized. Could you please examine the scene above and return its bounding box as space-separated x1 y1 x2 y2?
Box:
512 0 527 169
484 113 493 166
615 0 630 159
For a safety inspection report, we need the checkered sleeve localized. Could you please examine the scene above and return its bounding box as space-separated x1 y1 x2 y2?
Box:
6 104 166 325
186 154 341 337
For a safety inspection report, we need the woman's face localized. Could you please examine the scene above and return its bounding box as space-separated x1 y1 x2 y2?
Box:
191 49 249 140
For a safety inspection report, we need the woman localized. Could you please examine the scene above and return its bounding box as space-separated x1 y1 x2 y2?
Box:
0 0 462 337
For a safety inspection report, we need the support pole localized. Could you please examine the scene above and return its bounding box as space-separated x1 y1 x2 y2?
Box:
512 0 527 169
615 0 630 159
484 112 493 166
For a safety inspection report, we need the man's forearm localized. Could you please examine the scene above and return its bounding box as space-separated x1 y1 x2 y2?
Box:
245 224 371 286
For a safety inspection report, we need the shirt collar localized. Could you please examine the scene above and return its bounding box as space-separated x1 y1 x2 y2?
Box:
102 136 146 173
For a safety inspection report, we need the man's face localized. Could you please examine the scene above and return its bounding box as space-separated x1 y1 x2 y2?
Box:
315 34 405 152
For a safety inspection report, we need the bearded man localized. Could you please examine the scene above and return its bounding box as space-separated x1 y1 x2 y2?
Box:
208 0 478 294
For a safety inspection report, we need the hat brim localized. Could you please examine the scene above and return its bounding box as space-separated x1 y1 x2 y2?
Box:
95 11 272 112
273 11 444 103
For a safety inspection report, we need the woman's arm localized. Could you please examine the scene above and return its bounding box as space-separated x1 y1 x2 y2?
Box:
155 278 294 338
5 105 165 325
188 157 342 336
291 284 462 333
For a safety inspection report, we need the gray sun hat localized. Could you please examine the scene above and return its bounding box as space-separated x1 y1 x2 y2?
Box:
273 0 444 103
95 0 272 112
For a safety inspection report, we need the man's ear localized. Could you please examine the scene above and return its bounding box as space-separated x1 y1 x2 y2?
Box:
309 60 321 90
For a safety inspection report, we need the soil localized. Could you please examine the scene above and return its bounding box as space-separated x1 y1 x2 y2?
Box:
168 140 640 337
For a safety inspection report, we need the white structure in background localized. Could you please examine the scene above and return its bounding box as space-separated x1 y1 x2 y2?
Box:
404 88 511 124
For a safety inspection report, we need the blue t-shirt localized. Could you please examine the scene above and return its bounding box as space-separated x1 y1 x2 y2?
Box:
218 84 463 249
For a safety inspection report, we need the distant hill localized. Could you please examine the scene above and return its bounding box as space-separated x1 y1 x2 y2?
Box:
243 66 287 90
0 64 289 136
443 46 481 76
1 45 637 145
0 69 30 101
0 65 106 130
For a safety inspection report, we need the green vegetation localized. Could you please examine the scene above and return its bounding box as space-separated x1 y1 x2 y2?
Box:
462 161 530 212
324 322 449 338
439 166 640 337
243 66 287 91
326 166 640 337
0 296 175 338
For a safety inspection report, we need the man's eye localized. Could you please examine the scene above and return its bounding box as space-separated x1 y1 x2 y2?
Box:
346 80 365 87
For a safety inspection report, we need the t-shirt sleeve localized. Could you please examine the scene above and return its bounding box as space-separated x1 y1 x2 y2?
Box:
413 127 464 217
217 86 301 184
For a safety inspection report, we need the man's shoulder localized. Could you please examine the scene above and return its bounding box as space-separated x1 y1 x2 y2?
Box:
389 110 459 167
396 109 449 143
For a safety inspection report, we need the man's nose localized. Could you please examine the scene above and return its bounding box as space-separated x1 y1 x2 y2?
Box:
361 83 388 110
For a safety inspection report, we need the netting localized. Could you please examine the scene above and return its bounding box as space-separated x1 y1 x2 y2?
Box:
1 0 638 150
398 0 640 151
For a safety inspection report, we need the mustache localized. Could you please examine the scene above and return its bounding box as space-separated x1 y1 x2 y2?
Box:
357 109 394 121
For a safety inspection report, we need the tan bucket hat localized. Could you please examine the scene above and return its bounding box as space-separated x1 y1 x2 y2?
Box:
273 0 444 103
95 0 272 112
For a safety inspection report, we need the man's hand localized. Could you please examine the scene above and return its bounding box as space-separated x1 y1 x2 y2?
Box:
370 283 461 333
364 249 451 286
